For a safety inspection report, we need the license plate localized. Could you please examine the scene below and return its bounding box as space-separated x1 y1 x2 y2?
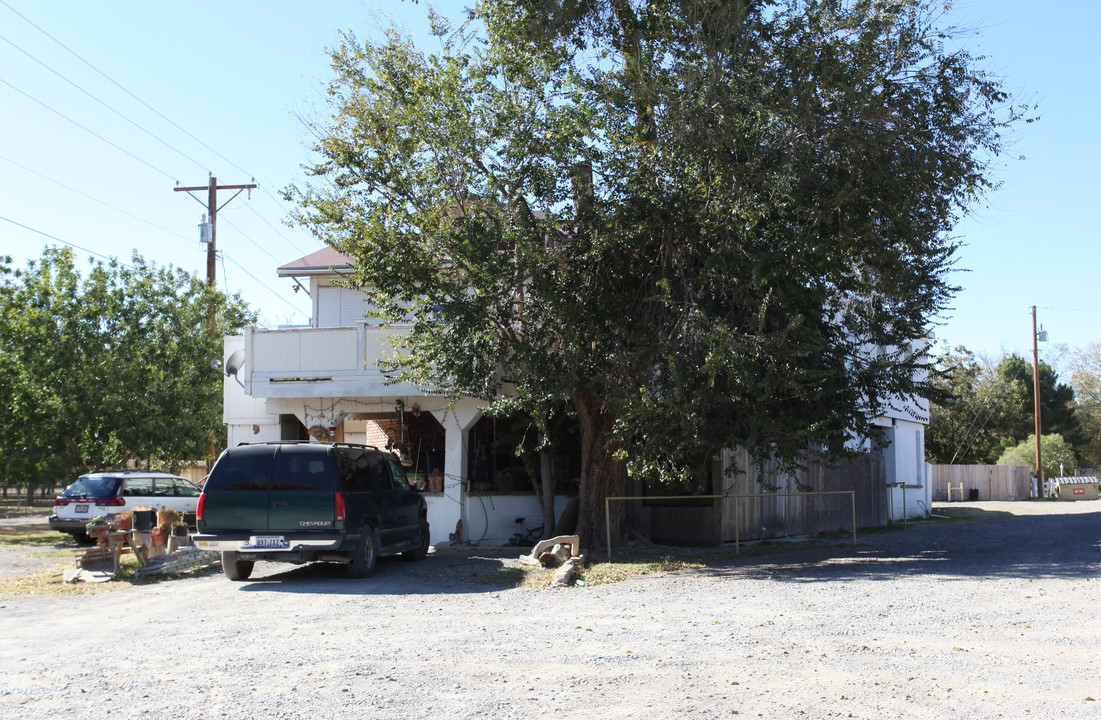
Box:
75 504 89 514
246 536 287 549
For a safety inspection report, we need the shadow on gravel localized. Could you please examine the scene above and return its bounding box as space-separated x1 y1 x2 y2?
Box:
702 507 1101 584
234 549 526 595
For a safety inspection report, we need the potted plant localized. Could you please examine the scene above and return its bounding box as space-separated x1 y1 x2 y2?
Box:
157 507 181 530
85 516 109 538
114 511 134 531
171 521 189 537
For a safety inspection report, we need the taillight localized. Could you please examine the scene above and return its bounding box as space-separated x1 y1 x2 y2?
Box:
53 497 67 506
95 497 126 507
196 493 205 523
334 492 346 522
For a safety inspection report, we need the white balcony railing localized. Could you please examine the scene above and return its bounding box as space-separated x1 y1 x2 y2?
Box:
242 324 421 399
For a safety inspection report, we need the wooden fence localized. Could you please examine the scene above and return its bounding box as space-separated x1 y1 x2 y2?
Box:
627 448 887 545
929 464 1031 502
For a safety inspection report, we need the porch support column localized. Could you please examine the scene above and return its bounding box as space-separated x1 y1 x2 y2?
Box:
431 401 482 545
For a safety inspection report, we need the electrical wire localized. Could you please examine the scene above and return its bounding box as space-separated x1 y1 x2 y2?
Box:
220 215 283 264
220 254 309 318
242 201 309 256
0 32 211 175
948 358 1031 464
0 215 131 266
0 0 252 180
0 153 193 244
0 0 319 248
0 75 177 182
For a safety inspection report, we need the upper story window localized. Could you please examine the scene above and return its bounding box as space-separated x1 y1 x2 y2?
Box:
317 286 374 328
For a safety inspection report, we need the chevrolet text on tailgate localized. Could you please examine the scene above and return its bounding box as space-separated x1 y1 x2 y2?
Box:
193 441 430 580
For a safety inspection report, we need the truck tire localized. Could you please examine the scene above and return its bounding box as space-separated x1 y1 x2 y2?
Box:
348 527 378 578
402 522 430 561
222 551 254 581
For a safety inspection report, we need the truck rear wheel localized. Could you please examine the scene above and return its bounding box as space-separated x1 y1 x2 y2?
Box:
222 551 254 581
348 527 378 578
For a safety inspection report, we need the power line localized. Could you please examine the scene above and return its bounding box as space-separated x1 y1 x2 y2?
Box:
221 254 309 318
0 213 306 319
0 153 193 243
0 32 211 175
0 75 177 182
242 200 310 256
1 0 320 252
220 215 283 265
0 0 253 179
0 215 130 266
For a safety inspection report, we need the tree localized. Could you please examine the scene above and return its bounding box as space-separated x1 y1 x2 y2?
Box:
925 347 1025 464
1067 343 1101 468
995 354 1081 451
291 0 1025 546
996 434 1076 479
0 249 254 486
926 348 1083 465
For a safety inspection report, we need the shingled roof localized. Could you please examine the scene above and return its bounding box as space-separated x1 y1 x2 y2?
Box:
277 247 353 277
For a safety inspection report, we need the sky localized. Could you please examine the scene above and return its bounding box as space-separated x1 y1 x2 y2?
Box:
1 0 1098 369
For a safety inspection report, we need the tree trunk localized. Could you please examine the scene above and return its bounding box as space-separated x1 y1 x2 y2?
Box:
538 449 557 539
573 392 628 550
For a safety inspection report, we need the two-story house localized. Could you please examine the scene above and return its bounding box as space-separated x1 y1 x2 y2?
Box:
222 247 931 547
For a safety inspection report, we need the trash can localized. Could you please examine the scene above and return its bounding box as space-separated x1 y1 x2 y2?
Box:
968 488 979 501
133 509 156 532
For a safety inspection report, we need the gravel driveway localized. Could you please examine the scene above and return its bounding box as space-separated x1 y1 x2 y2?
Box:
1 501 1099 719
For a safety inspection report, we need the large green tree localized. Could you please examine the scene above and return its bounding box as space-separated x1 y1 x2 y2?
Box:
0 249 254 486
1067 343 1101 468
291 0 1024 545
925 347 1025 464
926 348 1083 465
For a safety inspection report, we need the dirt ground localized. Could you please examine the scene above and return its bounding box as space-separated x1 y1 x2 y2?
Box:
1 501 1099 719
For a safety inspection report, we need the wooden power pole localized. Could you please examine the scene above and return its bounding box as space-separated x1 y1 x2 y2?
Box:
174 176 257 286
1031 305 1044 497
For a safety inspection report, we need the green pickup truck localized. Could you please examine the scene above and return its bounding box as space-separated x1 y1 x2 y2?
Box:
193 441 430 580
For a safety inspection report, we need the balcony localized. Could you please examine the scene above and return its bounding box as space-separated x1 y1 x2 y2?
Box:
241 324 427 399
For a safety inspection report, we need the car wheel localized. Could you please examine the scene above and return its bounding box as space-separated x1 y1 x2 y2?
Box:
348 527 378 578
221 551 254 581
402 522 430 561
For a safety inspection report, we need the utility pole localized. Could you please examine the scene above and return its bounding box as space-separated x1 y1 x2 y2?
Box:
1031 305 1044 497
174 176 257 286
175 176 256 470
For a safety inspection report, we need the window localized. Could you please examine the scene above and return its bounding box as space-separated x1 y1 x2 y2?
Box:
121 478 154 497
205 445 275 492
61 476 120 498
173 479 201 497
334 448 388 492
152 478 176 497
272 447 333 492
386 459 411 491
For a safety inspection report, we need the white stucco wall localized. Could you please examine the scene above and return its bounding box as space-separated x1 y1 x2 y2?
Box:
223 335 281 448
884 419 931 521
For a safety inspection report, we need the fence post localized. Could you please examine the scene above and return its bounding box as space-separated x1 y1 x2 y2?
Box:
605 496 611 563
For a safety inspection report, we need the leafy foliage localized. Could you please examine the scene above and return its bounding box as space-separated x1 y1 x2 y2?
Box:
996 433 1076 478
0 249 254 485
926 347 1082 465
1067 343 1101 468
291 0 1024 543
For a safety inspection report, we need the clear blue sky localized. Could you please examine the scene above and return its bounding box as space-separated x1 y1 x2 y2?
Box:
2 1 1097 366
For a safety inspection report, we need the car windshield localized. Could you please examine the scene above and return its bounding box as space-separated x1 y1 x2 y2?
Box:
60 476 120 499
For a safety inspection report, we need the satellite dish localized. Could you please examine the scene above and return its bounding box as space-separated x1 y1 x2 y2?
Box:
224 349 246 377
